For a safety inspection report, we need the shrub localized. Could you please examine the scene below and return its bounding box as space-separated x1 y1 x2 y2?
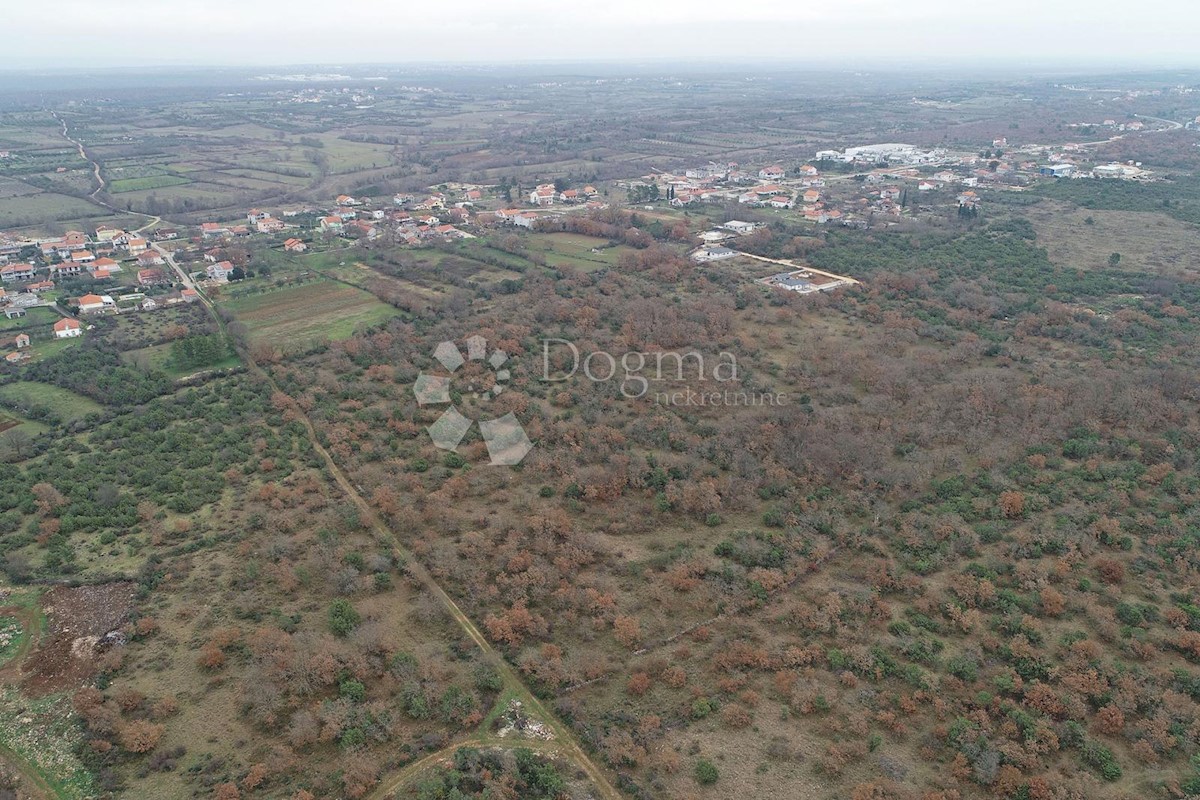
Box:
328 599 361 637
694 759 719 785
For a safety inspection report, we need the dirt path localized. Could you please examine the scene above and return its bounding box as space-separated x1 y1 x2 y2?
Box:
0 606 38 681
181 284 625 800
0 606 54 799
51 110 161 233
0 741 53 800
366 736 564 800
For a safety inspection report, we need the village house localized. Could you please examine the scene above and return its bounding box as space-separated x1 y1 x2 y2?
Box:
27 281 54 294
90 257 121 273
529 184 557 207
154 228 179 241
95 226 124 243
206 261 235 281
181 288 200 303
13 333 29 349
463 189 482 203
50 263 86 278
347 220 378 239
797 164 820 177
9 293 38 308
125 237 148 255
319 216 344 233
3 308 24 320
283 238 307 253
957 190 980 208
70 250 96 263
513 212 540 229
54 318 82 338
200 222 230 239
0 264 35 282
4 351 29 364
692 245 738 263
758 165 785 181
803 189 822 204
256 217 287 234
335 194 361 206
769 195 794 209
721 220 759 235
246 209 270 224
559 189 579 203
137 250 165 267
138 268 169 287
77 293 113 314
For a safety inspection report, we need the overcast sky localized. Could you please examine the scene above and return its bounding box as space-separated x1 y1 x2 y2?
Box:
3 0 1197 70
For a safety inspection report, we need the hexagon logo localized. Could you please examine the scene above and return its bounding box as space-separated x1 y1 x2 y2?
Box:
414 337 532 466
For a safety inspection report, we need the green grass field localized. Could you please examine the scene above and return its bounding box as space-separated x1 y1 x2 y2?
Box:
527 232 637 271
0 307 61 332
0 381 103 424
107 175 191 193
122 342 240 379
220 279 398 348
0 193 110 228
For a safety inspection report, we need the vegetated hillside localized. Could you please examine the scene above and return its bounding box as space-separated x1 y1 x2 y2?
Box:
268 213 1200 799
0 351 502 798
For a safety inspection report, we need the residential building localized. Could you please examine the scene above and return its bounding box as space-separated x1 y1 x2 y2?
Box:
206 261 235 281
54 318 82 338
692 246 738 263
77 293 113 314
721 220 759 235
138 268 168 286
529 184 556 206
0 264 34 282
50 263 86 278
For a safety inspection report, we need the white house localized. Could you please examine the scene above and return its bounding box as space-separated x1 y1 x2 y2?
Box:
54 318 82 338
206 261 235 281
721 220 759 235
692 246 738 263
77 293 113 314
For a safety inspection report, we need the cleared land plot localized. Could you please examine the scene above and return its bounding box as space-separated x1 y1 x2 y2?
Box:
1021 200 1200 276
107 175 191 193
0 193 109 227
121 341 239 379
539 233 644 270
0 381 103 424
220 280 398 347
